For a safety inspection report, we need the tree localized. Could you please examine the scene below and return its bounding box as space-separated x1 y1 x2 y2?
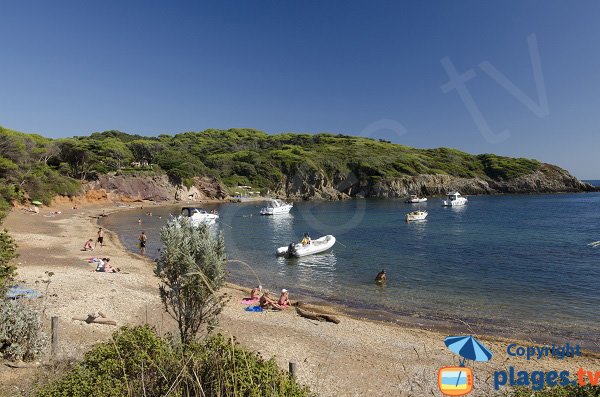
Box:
127 139 164 165
154 218 227 344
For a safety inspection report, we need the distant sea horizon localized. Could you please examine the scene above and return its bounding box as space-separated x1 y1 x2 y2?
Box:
583 179 600 186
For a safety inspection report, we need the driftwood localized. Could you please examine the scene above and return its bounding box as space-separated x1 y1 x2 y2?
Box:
296 307 340 324
4 361 41 369
72 314 117 326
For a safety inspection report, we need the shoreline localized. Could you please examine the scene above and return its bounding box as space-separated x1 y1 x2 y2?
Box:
1 200 599 396
100 197 600 353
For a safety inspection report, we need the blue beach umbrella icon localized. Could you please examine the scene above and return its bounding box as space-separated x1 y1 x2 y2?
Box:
444 335 493 366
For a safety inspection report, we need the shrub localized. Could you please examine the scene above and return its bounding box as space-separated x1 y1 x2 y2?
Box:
155 218 227 344
0 299 48 361
508 385 600 396
0 229 18 293
36 326 311 397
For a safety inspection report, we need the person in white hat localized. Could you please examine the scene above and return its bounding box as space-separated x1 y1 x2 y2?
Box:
278 289 290 308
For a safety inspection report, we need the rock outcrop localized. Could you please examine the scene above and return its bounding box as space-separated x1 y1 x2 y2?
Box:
273 163 595 199
83 174 228 203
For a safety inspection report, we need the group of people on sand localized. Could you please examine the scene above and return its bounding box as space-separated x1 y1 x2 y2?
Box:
83 227 105 251
94 257 120 273
247 286 291 310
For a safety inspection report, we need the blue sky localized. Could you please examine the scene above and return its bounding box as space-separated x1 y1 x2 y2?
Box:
1 1 599 178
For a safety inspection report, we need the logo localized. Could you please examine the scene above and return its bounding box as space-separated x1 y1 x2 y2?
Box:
438 366 473 396
438 335 493 396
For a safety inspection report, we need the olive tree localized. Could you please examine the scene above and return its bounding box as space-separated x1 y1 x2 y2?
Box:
154 218 227 344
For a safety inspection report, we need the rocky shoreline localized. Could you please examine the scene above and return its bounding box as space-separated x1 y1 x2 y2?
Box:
78 163 596 203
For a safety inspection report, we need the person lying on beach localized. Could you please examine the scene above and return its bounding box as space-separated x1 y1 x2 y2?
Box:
82 239 94 251
278 289 291 308
259 291 284 310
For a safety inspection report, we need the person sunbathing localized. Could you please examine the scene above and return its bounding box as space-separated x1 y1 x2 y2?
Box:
241 286 262 304
95 258 120 273
278 289 291 308
250 285 262 299
83 239 94 251
259 292 283 310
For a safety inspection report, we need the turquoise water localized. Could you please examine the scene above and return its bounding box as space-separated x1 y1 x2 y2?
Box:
101 191 600 349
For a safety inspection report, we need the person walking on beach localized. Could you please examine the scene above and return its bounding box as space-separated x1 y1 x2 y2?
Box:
139 231 147 255
96 228 104 248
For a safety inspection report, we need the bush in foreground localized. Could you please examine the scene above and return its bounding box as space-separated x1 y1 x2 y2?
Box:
37 325 311 397
508 385 600 397
0 299 48 361
0 229 18 294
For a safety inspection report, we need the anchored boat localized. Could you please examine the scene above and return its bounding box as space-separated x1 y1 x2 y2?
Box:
405 194 427 203
260 199 293 215
405 210 428 222
179 207 219 225
276 235 336 257
442 192 468 207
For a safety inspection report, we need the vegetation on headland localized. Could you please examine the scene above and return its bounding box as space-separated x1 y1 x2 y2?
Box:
0 125 550 210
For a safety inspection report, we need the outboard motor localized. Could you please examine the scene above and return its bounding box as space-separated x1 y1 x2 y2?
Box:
287 243 296 257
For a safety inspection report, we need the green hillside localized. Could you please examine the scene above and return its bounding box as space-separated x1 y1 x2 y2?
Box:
0 126 543 213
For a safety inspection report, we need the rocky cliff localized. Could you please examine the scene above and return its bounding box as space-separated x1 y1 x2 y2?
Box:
273 163 595 200
83 174 228 203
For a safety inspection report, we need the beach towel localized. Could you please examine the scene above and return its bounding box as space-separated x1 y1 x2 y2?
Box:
6 286 41 299
241 297 260 305
244 305 263 312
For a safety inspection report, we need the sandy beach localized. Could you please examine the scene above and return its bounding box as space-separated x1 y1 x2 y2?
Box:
1 201 599 397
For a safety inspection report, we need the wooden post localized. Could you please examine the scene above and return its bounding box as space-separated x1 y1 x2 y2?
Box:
289 361 297 379
51 316 58 357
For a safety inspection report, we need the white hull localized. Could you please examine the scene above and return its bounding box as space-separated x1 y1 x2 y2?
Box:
179 214 219 225
260 204 293 215
442 192 468 207
260 199 293 215
405 211 428 222
178 207 219 225
442 198 467 206
276 235 336 257
406 198 427 203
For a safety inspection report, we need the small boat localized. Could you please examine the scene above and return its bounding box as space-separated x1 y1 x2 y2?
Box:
405 210 428 222
276 235 336 257
405 194 427 203
442 192 468 207
260 199 293 215
179 207 219 225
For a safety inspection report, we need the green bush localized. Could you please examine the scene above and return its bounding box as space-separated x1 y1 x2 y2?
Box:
508 385 600 396
0 229 18 293
0 300 48 361
37 326 312 397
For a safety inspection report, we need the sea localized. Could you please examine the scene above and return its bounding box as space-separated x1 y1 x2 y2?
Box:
100 182 600 349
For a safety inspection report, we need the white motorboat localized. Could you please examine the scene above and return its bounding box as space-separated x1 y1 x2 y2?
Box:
179 207 219 225
405 210 428 222
276 235 336 257
405 194 427 203
442 192 468 207
260 199 293 215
